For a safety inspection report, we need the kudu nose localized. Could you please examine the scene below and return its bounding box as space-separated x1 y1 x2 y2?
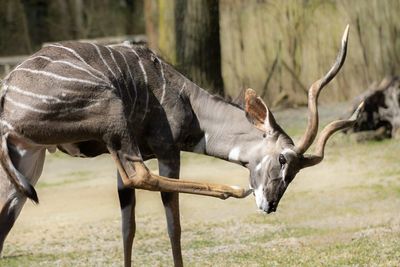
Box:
266 201 277 214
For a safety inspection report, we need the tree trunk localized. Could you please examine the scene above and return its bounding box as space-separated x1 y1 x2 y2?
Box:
0 0 32 56
145 0 224 95
175 0 224 95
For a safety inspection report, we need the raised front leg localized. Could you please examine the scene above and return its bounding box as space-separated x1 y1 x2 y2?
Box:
108 144 252 199
117 172 136 267
158 156 183 267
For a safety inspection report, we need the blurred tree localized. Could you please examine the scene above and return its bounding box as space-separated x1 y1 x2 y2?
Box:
145 0 224 95
0 0 32 55
19 0 47 47
0 0 145 56
175 0 224 95
125 0 145 35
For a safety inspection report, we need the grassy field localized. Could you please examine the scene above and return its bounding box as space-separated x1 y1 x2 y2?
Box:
1 104 399 266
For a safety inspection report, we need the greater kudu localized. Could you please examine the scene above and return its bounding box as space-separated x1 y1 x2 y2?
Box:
0 25 361 266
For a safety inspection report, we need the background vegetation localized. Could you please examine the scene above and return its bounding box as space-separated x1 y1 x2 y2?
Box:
0 0 144 54
219 0 400 106
1 0 399 107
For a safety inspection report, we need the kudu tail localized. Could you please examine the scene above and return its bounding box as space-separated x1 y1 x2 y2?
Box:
0 132 39 203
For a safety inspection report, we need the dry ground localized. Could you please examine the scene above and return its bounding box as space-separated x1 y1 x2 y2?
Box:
1 104 399 266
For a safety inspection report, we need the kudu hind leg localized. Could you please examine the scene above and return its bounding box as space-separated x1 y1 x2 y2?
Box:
0 195 27 256
0 197 25 256
0 141 46 256
158 157 183 267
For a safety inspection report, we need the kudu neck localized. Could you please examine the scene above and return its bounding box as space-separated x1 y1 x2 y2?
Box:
185 82 264 166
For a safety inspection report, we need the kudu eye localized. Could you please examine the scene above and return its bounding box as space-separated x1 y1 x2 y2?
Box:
279 154 286 166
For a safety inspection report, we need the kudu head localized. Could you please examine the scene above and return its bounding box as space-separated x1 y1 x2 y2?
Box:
244 25 363 213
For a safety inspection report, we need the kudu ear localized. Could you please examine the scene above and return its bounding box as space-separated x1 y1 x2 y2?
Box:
245 88 278 134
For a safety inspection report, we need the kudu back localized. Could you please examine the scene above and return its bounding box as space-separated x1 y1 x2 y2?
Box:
0 25 362 266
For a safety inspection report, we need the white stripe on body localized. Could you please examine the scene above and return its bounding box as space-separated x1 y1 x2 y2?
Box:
90 43 120 91
158 59 167 104
45 44 111 83
107 47 137 109
20 55 108 84
13 68 103 87
8 85 63 103
118 53 138 124
5 96 49 114
6 84 108 104
107 47 128 87
128 48 148 84
179 82 186 96
5 95 101 115
174 81 186 107
129 48 149 122
116 50 136 105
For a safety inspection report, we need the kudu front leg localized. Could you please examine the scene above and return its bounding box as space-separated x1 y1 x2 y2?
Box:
158 157 183 267
117 173 136 267
108 148 252 199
